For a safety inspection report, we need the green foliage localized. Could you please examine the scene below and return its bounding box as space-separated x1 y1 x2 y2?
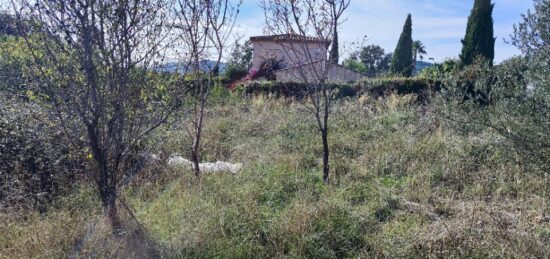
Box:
493 56 529 99
254 58 282 81
443 57 496 105
224 40 253 82
344 44 391 77
342 58 367 74
357 77 441 100
0 37 39 95
239 78 440 101
494 0 550 173
440 0 549 220
390 14 414 77
0 94 87 212
241 81 356 99
418 58 461 81
460 0 495 66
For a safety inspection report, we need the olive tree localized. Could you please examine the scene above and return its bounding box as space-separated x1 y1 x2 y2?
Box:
444 0 549 217
507 0 549 216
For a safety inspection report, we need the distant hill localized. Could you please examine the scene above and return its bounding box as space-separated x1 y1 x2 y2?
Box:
158 60 228 74
414 61 434 75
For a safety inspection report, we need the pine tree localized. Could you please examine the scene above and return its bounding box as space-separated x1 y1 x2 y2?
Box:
460 0 495 66
390 14 413 77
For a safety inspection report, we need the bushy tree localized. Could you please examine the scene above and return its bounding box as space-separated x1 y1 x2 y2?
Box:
507 0 550 215
358 45 388 76
460 0 495 66
0 37 32 94
343 45 391 77
390 14 413 77
225 40 253 82
445 0 549 217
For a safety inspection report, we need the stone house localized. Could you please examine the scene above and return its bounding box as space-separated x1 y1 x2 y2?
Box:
249 34 365 83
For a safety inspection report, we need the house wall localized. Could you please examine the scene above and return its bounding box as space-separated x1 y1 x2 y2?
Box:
250 40 327 71
326 64 366 82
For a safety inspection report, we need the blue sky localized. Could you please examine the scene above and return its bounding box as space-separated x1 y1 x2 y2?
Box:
234 0 534 63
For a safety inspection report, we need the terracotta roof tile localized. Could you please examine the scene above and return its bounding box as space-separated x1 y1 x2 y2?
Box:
250 34 330 43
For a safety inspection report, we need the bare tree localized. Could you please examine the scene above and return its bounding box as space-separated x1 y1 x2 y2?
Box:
326 0 350 64
260 0 349 184
172 0 240 177
11 0 180 231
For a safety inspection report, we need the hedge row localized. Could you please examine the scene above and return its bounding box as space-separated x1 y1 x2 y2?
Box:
238 77 441 101
240 81 358 99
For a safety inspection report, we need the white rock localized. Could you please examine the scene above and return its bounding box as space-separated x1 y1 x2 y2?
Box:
167 155 243 174
200 161 243 174
167 156 194 169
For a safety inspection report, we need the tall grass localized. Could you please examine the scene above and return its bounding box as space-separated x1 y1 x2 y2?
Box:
1 94 548 258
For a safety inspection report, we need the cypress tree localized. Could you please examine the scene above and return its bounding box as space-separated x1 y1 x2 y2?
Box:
460 0 495 66
390 14 414 77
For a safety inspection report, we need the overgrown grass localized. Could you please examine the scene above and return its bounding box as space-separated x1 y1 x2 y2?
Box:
1 94 548 258
0 186 100 258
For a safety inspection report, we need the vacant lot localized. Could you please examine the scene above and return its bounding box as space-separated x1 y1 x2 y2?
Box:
2 94 548 258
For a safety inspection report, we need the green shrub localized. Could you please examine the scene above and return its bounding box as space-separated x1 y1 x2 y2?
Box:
239 78 439 101
241 81 359 99
0 95 88 213
442 57 496 105
224 66 249 83
356 77 441 102
418 58 461 81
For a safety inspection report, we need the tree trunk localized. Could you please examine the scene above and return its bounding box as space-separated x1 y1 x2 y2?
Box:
191 148 200 178
322 129 330 184
191 99 205 178
88 128 121 233
92 144 121 233
103 187 121 234
544 171 548 218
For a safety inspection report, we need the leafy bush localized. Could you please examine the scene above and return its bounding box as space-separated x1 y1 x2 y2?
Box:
224 66 249 83
342 58 368 74
241 81 360 99
251 58 282 81
418 58 461 81
224 40 253 83
435 57 527 106
0 37 38 95
442 57 496 105
239 78 440 101
0 95 87 212
356 77 441 102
